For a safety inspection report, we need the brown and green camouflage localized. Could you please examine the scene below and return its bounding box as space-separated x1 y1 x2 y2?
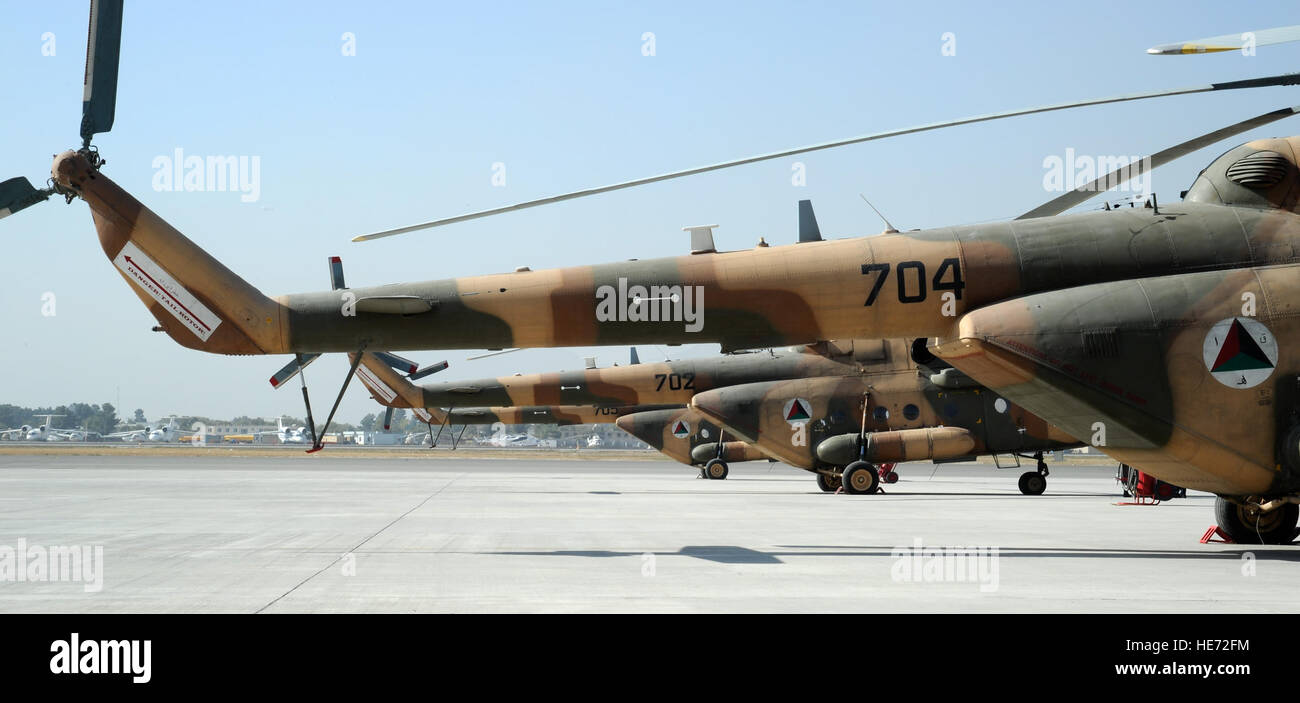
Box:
406 340 886 408
352 350 764 468
689 363 1079 472
48 137 1300 503
615 407 771 468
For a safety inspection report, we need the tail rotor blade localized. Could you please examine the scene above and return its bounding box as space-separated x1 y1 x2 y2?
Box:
81 0 125 147
0 178 53 220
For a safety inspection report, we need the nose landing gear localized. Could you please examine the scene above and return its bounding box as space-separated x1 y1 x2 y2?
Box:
1016 452 1050 495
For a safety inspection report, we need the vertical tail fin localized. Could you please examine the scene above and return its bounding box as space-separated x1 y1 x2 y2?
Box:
53 150 288 354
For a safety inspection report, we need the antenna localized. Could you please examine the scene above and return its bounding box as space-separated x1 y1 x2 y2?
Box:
859 194 899 233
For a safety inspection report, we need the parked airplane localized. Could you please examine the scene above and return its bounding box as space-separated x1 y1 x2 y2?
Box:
108 416 184 442
487 433 541 448
266 417 310 445
1 415 87 442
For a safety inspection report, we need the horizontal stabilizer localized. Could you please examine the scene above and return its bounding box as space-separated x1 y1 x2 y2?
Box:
373 351 418 374
410 360 450 380
269 353 321 388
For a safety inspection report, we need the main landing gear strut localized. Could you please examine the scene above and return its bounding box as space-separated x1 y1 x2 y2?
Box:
834 393 885 495
298 346 367 453
1016 451 1049 496
702 429 729 480
841 461 880 494
429 407 469 450
1212 496 1300 545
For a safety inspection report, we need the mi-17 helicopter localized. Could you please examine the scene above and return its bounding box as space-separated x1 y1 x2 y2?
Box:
349 348 766 473
9 3 1300 541
398 335 1081 492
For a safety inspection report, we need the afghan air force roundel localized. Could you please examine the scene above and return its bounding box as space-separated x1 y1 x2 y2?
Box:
1203 317 1278 389
782 398 812 425
671 420 690 438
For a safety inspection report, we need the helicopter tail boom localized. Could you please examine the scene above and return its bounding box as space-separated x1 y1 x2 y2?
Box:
54 150 289 355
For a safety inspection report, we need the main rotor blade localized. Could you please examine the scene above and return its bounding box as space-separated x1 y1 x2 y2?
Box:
0 177 53 220
353 72 1300 241
80 0 125 147
1017 105 1300 220
466 348 521 361
1148 25 1300 55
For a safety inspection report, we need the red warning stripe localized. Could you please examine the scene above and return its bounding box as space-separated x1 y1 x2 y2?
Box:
123 255 212 332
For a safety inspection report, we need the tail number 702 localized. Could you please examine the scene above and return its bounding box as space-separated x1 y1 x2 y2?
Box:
654 373 695 391
861 257 964 306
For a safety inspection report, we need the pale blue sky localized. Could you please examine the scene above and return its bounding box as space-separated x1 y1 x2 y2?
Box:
2 1 1297 424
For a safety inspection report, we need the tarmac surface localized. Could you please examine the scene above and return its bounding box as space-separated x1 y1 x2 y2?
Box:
0 451 1294 613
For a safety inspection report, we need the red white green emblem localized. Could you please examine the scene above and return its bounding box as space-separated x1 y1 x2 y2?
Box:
1203 317 1277 389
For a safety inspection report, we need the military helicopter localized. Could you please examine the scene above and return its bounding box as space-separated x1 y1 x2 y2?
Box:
349 348 764 472
397 335 1081 491
11 3 1300 541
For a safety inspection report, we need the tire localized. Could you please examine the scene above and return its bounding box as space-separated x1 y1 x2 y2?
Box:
704 459 729 480
1280 425 1300 474
816 472 841 492
1019 471 1046 496
1215 497 1299 545
842 461 879 495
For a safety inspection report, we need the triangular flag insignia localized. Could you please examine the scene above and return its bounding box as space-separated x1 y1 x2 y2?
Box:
1211 318 1274 372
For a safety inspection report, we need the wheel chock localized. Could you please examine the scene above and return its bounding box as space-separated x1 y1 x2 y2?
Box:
1200 526 1235 544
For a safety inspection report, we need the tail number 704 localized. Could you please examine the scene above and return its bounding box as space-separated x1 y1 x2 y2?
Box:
861 257 964 306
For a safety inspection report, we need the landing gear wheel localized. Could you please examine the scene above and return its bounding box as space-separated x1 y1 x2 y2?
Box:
1018 471 1046 496
1214 497 1299 545
1123 464 1139 497
816 472 841 493
704 459 729 480
881 470 900 484
842 461 880 495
